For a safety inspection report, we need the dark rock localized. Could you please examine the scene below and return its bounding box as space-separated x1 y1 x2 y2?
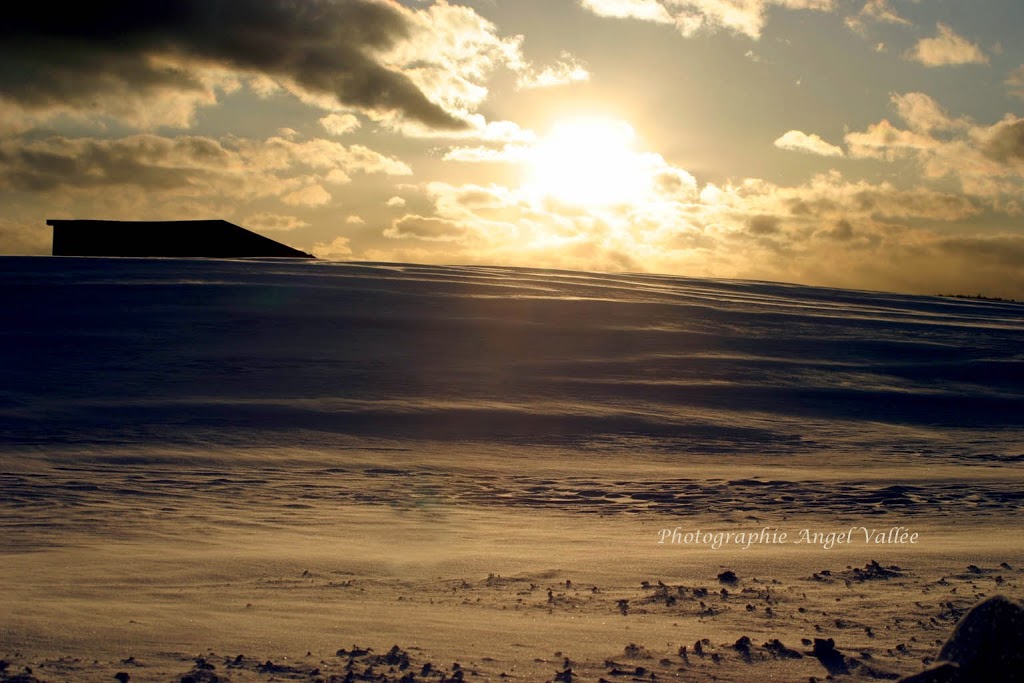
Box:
733 636 752 663
849 560 901 581
762 639 803 659
898 595 1024 683
810 638 849 675
717 571 738 585
257 660 303 675
898 662 960 683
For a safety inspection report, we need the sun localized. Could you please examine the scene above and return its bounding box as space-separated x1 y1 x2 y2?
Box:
523 116 651 207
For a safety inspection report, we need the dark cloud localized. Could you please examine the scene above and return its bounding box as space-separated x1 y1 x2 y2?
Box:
980 117 1024 163
851 188 979 220
0 0 466 129
823 219 855 241
747 215 781 235
936 234 1024 269
787 197 839 217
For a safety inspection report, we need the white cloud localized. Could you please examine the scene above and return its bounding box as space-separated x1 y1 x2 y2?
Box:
380 3 524 124
773 130 845 157
320 113 362 136
905 23 988 67
891 92 966 132
384 112 538 143
250 137 412 177
844 97 1024 203
845 0 911 35
579 0 675 24
516 53 591 89
386 196 407 208
844 119 938 160
580 0 835 39
442 144 530 163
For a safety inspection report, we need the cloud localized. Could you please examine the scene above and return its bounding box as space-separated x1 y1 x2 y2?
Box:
384 214 470 242
377 3 528 127
388 113 538 143
905 23 988 67
747 215 781 235
0 0 470 131
244 213 310 231
842 95 1024 204
977 116 1024 164
579 0 835 39
0 217 51 255
0 135 232 193
320 113 362 136
0 64 238 134
935 234 1024 270
442 144 530 163
282 185 332 207
819 219 856 241
0 133 410 209
369 167 1022 296
386 196 407 208
578 0 675 24
845 119 938 160
516 53 591 89
774 130 845 157
891 92 966 132
312 236 354 259
845 0 911 35
1006 66 1024 100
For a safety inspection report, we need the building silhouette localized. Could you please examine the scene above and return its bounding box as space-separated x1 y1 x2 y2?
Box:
48 219 315 258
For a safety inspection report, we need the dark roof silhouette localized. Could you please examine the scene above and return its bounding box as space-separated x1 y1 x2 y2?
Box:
48 219 315 258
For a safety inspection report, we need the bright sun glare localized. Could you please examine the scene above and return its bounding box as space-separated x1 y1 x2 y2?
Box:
524 117 650 207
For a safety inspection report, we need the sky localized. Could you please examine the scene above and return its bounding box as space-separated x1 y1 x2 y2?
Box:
1 0 1023 298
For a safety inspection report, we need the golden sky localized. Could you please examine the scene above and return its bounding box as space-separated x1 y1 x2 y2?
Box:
2 0 1023 297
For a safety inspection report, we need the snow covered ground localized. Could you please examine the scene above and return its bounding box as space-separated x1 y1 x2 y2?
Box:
1 256 1022 682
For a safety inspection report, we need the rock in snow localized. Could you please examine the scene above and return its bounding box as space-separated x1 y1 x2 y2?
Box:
899 595 1024 683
